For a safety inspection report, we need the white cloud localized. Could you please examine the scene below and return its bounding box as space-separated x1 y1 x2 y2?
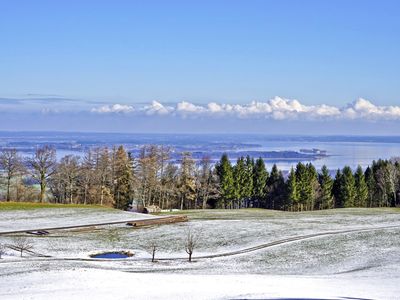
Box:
41 108 60 114
183 97 340 120
176 101 206 116
343 98 400 120
142 101 172 115
89 98 400 121
91 104 134 114
207 102 224 113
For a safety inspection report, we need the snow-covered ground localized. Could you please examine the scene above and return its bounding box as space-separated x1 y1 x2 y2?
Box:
1 207 400 299
2 270 399 300
0 207 155 233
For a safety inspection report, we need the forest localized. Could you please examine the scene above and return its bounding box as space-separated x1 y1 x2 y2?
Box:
0 145 399 211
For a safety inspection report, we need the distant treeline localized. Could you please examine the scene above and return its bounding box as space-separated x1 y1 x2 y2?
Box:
0 145 399 210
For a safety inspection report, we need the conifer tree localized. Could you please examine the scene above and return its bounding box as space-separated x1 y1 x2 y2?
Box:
266 164 284 209
285 167 299 210
242 155 254 206
233 157 246 208
317 165 333 209
306 163 320 210
341 166 356 208
332 169 343 208
113 146 134 210
252 157 268 208
295 162 309 211
216 154 234 208
364 166 376 207
354 165 368 207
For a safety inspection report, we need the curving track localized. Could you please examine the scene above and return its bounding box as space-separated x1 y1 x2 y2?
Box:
187 224 400 260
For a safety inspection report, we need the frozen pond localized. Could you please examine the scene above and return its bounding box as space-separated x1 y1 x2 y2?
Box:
90 251 132 259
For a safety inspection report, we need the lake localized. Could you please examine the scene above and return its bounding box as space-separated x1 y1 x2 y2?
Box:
1 132 400 171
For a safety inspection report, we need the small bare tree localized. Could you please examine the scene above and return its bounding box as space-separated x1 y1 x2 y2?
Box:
185 228 199 262
11 237 34 257
139 240 158 262
149 243 157 262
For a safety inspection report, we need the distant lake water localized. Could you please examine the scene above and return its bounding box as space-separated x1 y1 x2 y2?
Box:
1 132 400 171
246 139 400 171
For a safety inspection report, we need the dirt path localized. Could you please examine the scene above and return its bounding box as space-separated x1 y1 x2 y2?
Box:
186 224 400 260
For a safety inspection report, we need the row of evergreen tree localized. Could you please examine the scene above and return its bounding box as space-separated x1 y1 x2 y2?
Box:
216 154 400 210
1 146 399 210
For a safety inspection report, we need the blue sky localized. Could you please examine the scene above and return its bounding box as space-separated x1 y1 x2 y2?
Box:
0 0 400 133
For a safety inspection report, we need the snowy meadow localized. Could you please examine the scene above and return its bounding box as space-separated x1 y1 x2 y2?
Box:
0 206 400 299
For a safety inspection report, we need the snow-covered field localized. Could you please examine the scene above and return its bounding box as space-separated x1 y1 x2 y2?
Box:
2 270 399 300
0 207 155 233
1 207 400 299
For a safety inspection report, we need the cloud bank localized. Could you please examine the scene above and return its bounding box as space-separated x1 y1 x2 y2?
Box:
90 97 400 121
91 104 134 114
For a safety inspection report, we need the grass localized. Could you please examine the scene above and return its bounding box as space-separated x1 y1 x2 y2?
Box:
159 208 282 220
161 207 400 220
0 201 110 211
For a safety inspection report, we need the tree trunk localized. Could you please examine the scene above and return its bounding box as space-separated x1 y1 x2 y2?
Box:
180 195 184 210
6 176 11 202
40 175 46 203
84 184 88 205
161 188 165 210
151 246 156 262
202 194 208 209
100 185 104 206
148 189 152 205
70 182 73 204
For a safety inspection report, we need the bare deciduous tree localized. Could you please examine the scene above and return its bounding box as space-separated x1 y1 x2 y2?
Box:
148 242 157 262
11 237 34 257
185 228 199 262
59 155 81 204
198 156 213 209
96 147 112 206
386 163 399 206
151 244 157 262
137 145 159 207
158 146 171 209
0 148 25 201
179 152 196 210
27 146 56 202
80 149 95 205
139 240 158 262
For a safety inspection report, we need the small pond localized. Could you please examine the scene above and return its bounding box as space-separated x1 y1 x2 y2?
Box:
90 251 133 259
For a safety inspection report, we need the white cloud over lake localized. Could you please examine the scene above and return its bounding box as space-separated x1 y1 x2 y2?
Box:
91 104 134 114
142 101 173 115
90 97 400 121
